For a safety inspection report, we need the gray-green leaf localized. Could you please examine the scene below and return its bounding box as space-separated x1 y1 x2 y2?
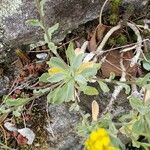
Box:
26 19 43 29
47 57 67 70
72 53 84 70
98 80 110 93
47 73 64 83
48 23 59 36
39 73 49 82
83 86 99 95
5 98 29 107
66 42 75 65
75 75 87 85
40 0 47 16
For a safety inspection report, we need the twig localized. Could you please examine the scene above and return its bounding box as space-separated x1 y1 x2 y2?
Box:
97 38 149 55
35 0 52 57
99 0 109 24
80 41 89 53
96 23 122 54
35 0 68 66
120 45 137 53
127 22 142 67
0 124 7 150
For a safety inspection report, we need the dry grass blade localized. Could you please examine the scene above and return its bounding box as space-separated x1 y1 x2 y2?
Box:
92 100 99 121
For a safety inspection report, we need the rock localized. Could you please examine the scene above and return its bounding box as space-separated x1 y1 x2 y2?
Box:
0 0 148 49
47 104 82 150
0 75 9 96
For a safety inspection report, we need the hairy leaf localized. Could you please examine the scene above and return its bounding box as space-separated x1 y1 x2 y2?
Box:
82 86 99 95
66 42 75 65
48 23 59 36
26 19 43 29
98 80 110 93
47 73 64 83
47 57 67 70
40 0 47 16
5 98 29 107
39 73 49 82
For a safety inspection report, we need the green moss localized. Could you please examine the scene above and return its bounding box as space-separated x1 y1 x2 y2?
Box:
116 34 128 46
108 0 123 25
108 33 128 46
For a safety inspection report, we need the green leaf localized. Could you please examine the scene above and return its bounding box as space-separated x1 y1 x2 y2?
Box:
48 42 57 54
72 53 84 70
110 133 125 150
80 68 98 78
142 53 150 71
143 84 150 90
40 0 47 16
143 60 150 71
0 106 10 114
51 87 63 104
47 57 67 70
44 34 58 54
26 19 43 29
117 83 130 94
129 97 143 109
47 90 53 103
64 82 74 102
51 83 74 104
132 140 141 148
39 73 49 82
75 75 87 84
136 73 150 87
33 87 50 94
119 113 132 122
109 72 115 80
69 103 80 111
98 80 110 93
48 23 59 36
82 86 99 95
47 73 65 83
5 98 29 107
66 42 76 65
13 107 22 117
44 33 50 43
129 97 145 114
132 117 144 134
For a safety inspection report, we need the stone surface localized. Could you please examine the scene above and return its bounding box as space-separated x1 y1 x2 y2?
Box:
0 75 9 96
0 0 148 49
48 104 82 150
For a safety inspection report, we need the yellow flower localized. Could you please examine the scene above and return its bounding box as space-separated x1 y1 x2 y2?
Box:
48 67 63 75
85 128 119 150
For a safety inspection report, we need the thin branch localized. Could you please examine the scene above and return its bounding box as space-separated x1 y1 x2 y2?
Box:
96 23 122 54
127 22 143 67
99 0 109 24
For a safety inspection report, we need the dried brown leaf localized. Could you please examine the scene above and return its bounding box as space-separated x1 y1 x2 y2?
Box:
88 24 110 51
100 50 138 78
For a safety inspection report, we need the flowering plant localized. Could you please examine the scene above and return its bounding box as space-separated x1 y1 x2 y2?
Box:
85 128 118 150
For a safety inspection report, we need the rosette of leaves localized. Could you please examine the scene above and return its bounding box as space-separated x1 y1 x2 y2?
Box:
39 43 100 104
